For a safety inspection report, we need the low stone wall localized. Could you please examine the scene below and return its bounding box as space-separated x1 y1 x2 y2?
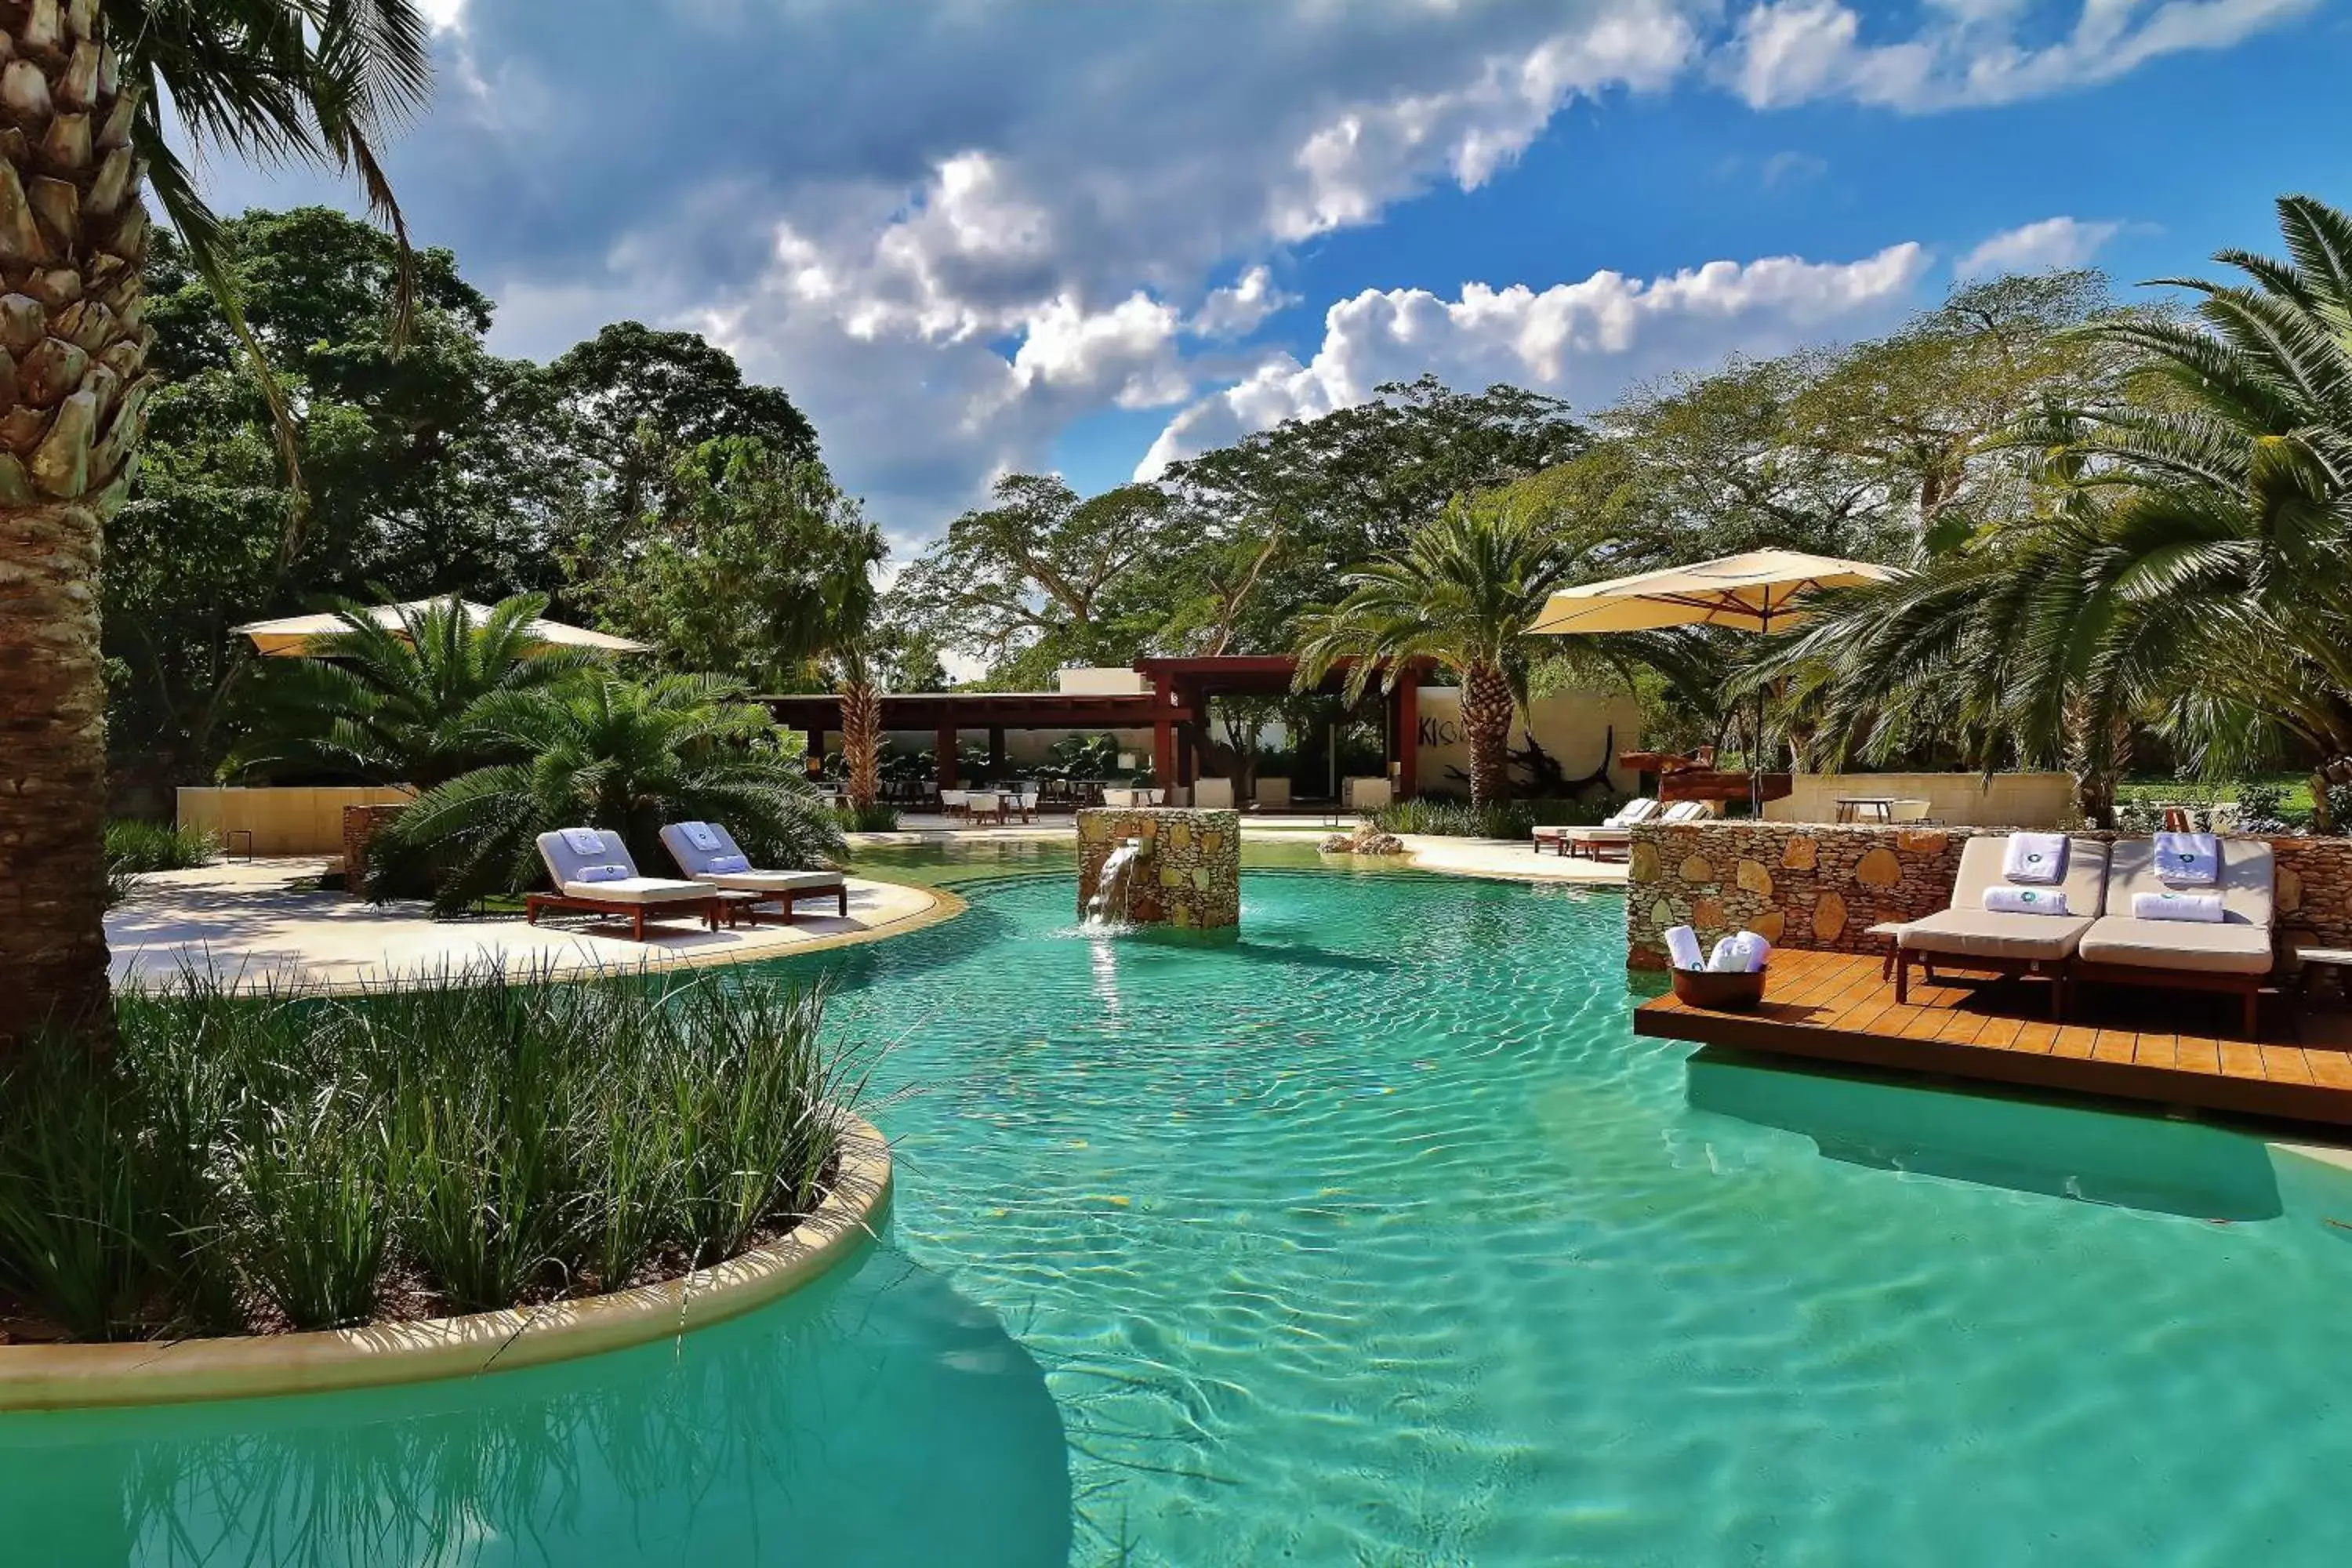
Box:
1077 808 1240 928
1625 821 2352 970
341 803 408 888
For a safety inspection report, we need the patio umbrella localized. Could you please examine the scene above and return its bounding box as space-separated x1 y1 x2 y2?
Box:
233 598 649 658
1527 549 1901 814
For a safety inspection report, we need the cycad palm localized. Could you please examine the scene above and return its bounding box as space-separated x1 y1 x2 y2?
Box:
372 674 844 912
227 595 597 788
1791 195 2352 821
1294 496 1585 806
3 0 429 1042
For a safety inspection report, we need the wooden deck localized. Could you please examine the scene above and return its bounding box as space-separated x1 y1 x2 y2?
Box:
1637 949 2352 1128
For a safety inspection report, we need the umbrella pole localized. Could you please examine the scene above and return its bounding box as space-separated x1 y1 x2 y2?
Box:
1751 603 1769 818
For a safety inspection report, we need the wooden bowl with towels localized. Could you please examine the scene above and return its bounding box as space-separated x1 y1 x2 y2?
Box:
1669 966 1768 1011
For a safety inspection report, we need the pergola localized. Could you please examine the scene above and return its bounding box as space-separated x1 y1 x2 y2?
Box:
758 688 1182 787
759 654 1433 796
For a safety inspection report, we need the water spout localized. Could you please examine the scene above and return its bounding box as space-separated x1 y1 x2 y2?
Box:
1085 838 1145 927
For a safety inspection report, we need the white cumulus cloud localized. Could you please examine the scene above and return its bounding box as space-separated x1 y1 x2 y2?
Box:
1728 0 2316 111
1138 242 1932 475
1954 216 2123 278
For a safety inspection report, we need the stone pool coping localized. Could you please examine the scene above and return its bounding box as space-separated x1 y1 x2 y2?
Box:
0 1116 892 1412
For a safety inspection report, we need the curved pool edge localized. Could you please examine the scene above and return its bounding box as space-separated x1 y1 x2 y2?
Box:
0 1116 894 1413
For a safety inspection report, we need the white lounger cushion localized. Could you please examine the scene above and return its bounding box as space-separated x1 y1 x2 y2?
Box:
559 877 717 906
537 829 713 905
1900 835 2109 963
2078 837 2274 975
659 820 842 894
693 869 845 895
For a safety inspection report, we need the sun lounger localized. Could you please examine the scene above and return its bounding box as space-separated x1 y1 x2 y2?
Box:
1896 834 2110 1016
1537 797 1661 858
530 828 722 941
658 820 848 924
2074 837 2274 1036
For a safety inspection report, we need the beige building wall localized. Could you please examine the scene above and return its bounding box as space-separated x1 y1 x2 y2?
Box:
1414 688 1643 799
1763 771 2076 828
177 787 416 856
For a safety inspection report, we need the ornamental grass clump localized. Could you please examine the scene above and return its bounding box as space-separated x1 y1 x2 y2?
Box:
0 967 865 1342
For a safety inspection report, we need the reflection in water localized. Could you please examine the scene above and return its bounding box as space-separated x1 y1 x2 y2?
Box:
1687 1048 2285 1220
0 1246 1072 1568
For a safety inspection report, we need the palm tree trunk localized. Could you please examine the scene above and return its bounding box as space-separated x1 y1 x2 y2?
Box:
1461 662 1513 808
841 679 881 808
0 2 157 1047
2 499 111 1044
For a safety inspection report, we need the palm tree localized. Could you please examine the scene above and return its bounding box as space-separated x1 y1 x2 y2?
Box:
1788 195 2352 825
1294 495 1588 806
835 651 884 811
369 673 846 913
223 594 601 788
2 1 429 1044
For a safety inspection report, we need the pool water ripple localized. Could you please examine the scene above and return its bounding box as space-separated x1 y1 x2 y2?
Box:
7 862 2352 1564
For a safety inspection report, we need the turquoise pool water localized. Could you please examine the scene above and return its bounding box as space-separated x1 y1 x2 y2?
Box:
9 852 2352 1564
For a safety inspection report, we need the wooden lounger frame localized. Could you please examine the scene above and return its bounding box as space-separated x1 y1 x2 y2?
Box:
719 882 851 926
524 891 722 942
2071 958 2265 1038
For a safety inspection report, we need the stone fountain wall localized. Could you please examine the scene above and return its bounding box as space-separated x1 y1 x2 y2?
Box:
1077 808 1241 928
1624 820 2352 971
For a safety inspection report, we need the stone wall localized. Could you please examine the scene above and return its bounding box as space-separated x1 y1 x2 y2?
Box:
1077 808 1240 928
1762 771 2077 829
341 804 408 891
1625 821 2352 971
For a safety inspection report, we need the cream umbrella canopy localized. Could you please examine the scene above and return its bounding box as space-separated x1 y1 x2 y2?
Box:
234 599 649 658
1528 549 1901 811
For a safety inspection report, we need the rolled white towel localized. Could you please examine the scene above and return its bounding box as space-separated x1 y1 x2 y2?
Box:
2154 832 2218 887
2002 833 2067 884
1707 937 1745 973
1733 931 1773 973
572 863 630 884
1664 924 1705 971
1984 885 2071 916
2133 890 2224 923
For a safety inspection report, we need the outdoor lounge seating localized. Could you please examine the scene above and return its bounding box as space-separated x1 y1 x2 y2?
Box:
1896 834 2111 1016
658 820 849 923
1534 797 1657 857
2075 837 2274 1036
530 828 723 941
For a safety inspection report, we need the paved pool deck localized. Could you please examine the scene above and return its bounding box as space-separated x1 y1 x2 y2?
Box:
107 859 953 996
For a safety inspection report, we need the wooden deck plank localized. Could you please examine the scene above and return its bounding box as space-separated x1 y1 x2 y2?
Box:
1635 948 2352 1130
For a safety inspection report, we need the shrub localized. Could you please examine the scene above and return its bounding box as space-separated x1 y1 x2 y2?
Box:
1367 796 1622 839
0 968 866 1340
103 819 218 874
2231 780 2292 835
837 801 902 832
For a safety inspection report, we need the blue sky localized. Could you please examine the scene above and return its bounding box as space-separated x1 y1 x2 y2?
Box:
211 1 2350 554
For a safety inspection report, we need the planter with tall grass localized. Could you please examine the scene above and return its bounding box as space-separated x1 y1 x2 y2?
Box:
0 967 886 1406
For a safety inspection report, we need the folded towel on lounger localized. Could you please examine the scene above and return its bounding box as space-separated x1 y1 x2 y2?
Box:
1984 885 2071 916
560 826 608 857
1664 924 1705 971
573 863 631 884
2154 831 2219 887
681 821 725 852
2132 890 2224 923
2002 833 2067 884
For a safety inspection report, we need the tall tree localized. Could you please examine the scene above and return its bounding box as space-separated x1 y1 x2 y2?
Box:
1294 493 1589 806
0 0 430 1045
109 210 556 794
891 473 1177 684
1149 376 1586 655
567 435 884 693
543 321 818 559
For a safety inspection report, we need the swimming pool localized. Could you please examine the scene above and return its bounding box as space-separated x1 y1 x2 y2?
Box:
9 851 2352 1564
